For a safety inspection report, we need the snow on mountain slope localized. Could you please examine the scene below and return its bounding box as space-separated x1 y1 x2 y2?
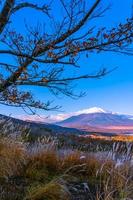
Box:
56 108 133 133
75 107 107 114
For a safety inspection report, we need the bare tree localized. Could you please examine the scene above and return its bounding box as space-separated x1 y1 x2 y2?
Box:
0 0 132 113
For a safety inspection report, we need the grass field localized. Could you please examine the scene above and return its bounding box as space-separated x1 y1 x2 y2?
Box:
0 119 133 200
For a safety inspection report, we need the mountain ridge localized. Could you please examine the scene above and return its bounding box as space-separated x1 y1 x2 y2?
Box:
56 109 133 134
1 106 133 135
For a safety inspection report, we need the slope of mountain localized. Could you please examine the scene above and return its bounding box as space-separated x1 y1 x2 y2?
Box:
56 108 133 134
0 114 86 136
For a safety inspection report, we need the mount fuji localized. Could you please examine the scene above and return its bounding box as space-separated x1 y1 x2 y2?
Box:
56 107 133 134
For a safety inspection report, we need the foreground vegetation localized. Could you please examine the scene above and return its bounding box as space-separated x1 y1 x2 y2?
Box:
0 119 133 200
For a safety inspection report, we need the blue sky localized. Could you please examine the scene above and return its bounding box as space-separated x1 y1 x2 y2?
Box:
0 0 133 118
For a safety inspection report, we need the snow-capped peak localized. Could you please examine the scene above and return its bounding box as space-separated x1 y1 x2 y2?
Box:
76 107 107 115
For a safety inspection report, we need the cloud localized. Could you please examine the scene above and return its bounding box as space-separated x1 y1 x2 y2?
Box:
18 113 70 123
17 107 108 123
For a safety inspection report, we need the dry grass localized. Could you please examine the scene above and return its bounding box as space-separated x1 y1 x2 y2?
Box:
26 179 71 200
0 137 26 178
0 131 133 200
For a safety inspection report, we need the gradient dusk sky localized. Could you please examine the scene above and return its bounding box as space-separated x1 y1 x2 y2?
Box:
0 0 133 118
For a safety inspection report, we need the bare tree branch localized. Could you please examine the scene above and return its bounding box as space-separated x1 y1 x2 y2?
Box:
0 0 15 34
0 0 132 112
12 2 50 16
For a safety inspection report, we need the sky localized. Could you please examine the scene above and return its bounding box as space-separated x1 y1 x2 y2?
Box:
0 0 133 120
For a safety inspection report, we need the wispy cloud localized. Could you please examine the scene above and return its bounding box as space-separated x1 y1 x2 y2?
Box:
18 113 71 123
17 107 108 123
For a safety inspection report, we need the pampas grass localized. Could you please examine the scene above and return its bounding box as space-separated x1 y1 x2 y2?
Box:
0 119 132 200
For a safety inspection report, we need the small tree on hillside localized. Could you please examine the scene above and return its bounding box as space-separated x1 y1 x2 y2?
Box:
0 0 132 113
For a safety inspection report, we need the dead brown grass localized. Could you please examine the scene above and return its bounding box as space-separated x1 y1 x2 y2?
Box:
0 135 132 200
0 137 26 178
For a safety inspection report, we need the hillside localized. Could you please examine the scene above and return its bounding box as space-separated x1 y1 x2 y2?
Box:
0 114 86 136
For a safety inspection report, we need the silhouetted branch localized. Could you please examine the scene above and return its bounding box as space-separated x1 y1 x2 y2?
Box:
0 0 132 111
0 0 15 34
12 2 50 16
